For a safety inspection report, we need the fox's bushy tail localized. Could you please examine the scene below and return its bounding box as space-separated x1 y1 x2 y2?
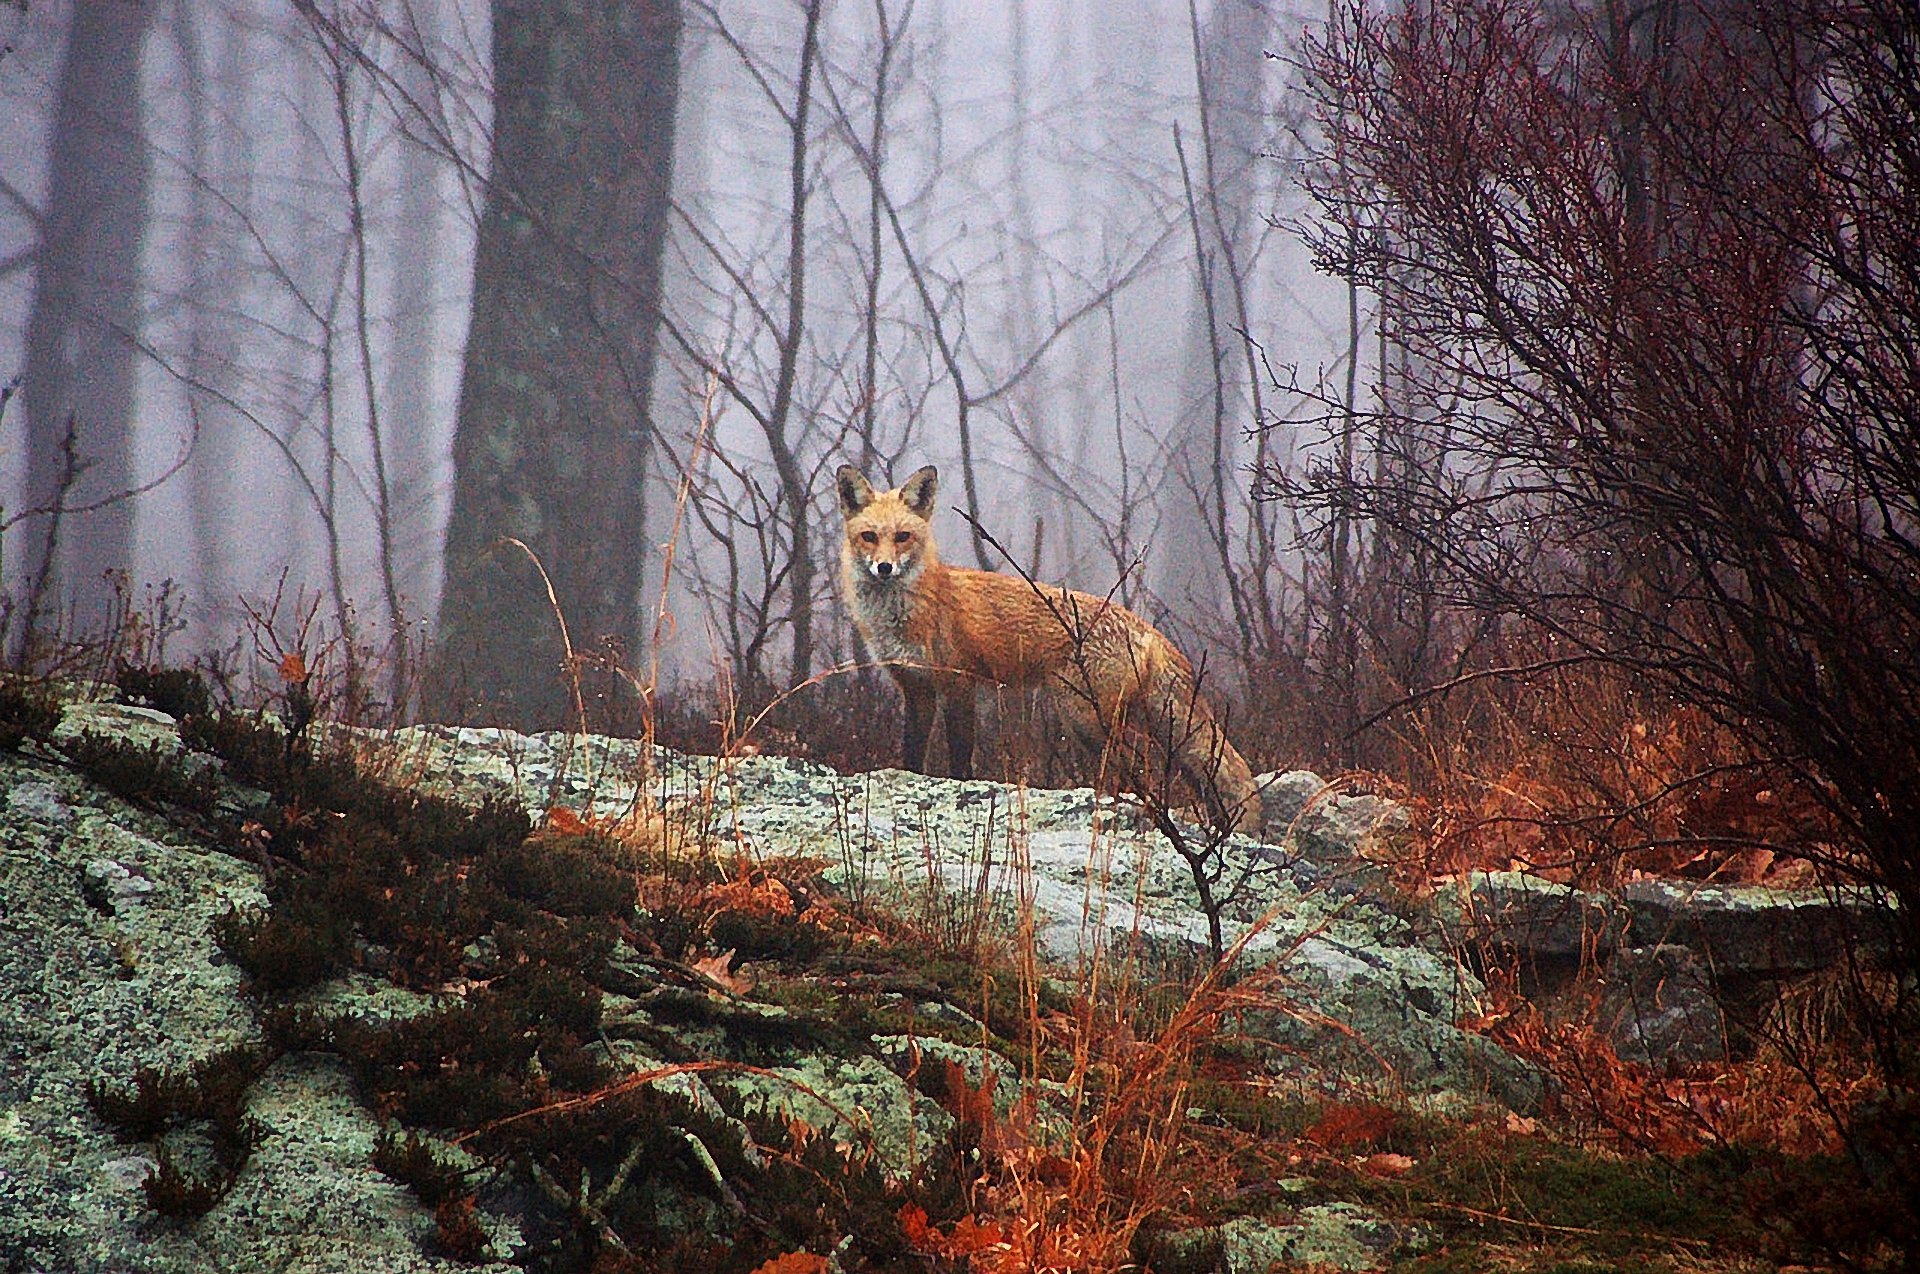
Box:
1135 635 1262 835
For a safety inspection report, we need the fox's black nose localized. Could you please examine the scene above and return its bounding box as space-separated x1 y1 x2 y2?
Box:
874 561 895 578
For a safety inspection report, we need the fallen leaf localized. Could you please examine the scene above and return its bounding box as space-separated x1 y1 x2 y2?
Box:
544 806 590 835
747 1254 828 1274
691 948 755 994
1360 1151 1416 1177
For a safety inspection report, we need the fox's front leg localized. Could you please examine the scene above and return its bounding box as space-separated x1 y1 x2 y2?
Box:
897 671 936 772
942 679 976 779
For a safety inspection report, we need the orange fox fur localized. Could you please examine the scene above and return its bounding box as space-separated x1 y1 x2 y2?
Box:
836 463 1261 833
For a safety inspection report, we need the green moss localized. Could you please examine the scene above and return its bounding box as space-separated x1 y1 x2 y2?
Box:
1185 1079 1319 1139
1420 1139 1719 1242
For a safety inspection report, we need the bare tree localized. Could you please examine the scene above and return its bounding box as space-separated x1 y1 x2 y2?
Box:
1294 0 1920 1007
13 1 156 656
431 0 682 730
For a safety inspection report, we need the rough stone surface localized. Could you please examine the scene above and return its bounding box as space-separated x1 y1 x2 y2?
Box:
1438 869 1892 975
0 705 530 1274
1599 945 1726 1067
1258 770 1412 863
2 706 1530 1269
1432 869 1898 1068
382 727 1540 1109
1618 878 1893 973
1432 870 1625 960
711 1053 952 1181
1157 1202 1428 1272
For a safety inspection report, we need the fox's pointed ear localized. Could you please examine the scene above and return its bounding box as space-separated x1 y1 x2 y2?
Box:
836 465 876 516
900 465 939 518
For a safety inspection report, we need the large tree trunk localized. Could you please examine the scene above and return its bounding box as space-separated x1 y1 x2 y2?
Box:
382 5 448 645
429 0 681 730
14 2 154 656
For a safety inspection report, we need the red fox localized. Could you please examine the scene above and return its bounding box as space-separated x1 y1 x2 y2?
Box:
836 463 1262 833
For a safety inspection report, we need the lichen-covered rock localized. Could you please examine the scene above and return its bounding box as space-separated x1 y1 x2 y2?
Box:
0 736 510 1274
1258 769 1412 864
1618 877 1894 973
381 726 1538 1109
1431 870 1626 960
198 1055 522 1273
3 705 1536 1270
1153 1201 1429 1272
1435 869 1892 976
710 1052 952 1182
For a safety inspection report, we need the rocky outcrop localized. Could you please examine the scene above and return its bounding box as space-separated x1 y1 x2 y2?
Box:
391 726 1540 1111
1433 869 1897 1064
1 748 511 1273
1 701 1529 1271
1439 869 1894 975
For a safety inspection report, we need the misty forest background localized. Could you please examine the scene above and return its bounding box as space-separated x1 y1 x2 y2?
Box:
3 0 1918 974
3 0 1336 729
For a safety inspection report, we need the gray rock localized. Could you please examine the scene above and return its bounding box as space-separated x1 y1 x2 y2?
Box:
1 704 1539 1268
1258 769 1328 830
710 1053 952 1182
1599 945 1725 1067
377 725 1536 1110
1619 878 1893 973
53 701 186 753
1257 770 1412 862
7 780 71 825
1154 1202 1428 1272
80 858 157 913
1 737 504 1274
1433 870 1625 960
1435 870 1893 976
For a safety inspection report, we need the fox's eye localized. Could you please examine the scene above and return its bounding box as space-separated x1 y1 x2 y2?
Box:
859 531 879 545
893 531 913 546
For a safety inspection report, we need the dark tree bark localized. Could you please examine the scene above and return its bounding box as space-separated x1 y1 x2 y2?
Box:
14 1 155 653
430 0 681 729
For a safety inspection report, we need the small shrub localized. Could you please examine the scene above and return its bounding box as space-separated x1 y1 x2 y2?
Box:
142 1108 264 1218
143 1144 233 1217
0 678 60 751
373 1128 471 1207
115 664 213 721
432 1195 494 1263
478 832 636 918
90 1046 268 1218
61 732 221 814
213 904 351 992
87 1045 268 1139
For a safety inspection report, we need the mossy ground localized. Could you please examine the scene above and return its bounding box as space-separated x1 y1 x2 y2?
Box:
1164 1076 1900 1272
45 665 1906 1272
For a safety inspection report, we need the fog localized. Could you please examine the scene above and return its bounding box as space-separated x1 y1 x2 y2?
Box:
0 0 1357 707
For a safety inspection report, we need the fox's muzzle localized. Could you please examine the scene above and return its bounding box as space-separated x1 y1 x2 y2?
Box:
870 560 897 579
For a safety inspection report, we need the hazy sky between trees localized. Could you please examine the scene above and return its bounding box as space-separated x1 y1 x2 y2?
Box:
0 0 1348 720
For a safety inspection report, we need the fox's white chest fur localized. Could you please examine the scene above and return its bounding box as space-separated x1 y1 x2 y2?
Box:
847 569 925 668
